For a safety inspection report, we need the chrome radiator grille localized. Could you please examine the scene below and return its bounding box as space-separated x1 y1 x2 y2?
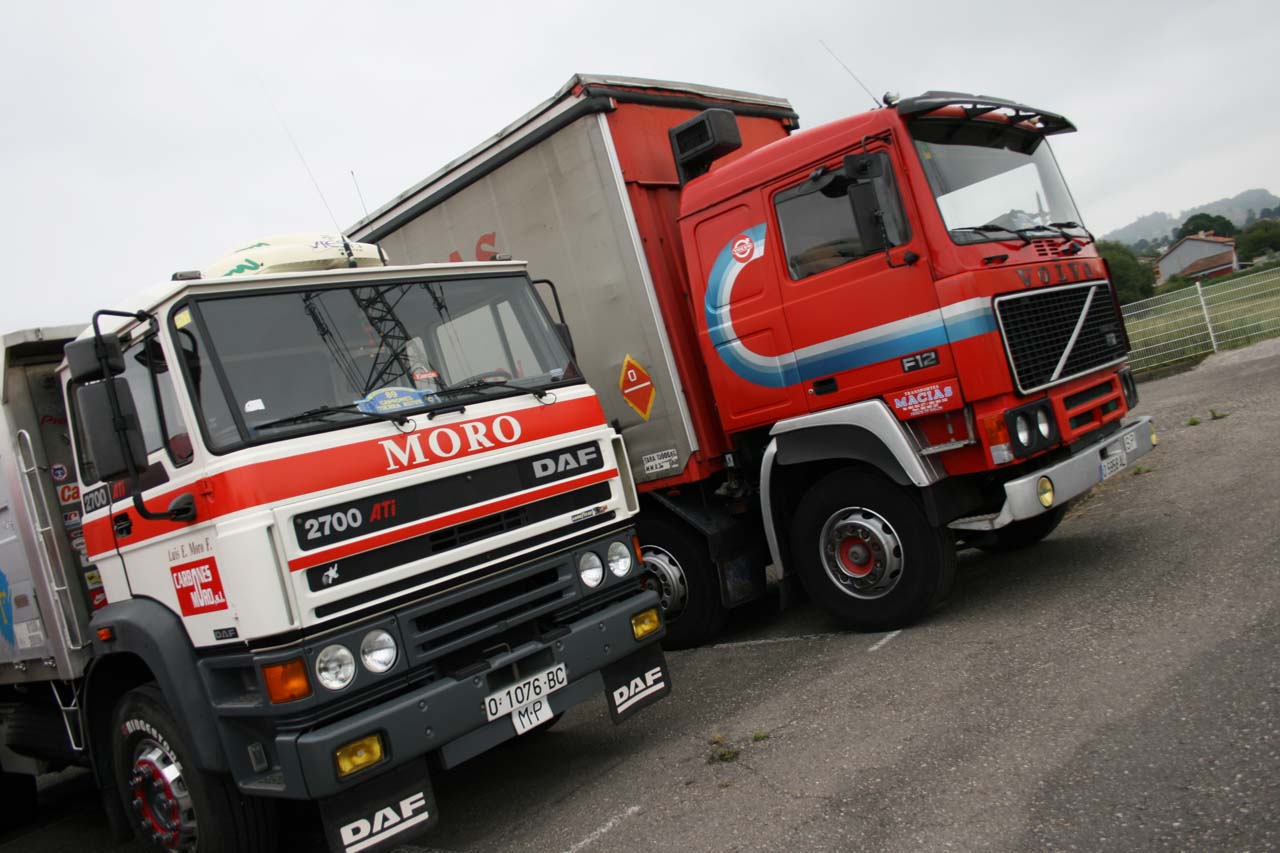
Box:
995 281 1129 394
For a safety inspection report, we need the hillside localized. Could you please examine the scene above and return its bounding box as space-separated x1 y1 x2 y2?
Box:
1103 188 1280 245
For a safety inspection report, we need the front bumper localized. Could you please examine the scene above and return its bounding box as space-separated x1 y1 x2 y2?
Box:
274 587 663 799
951 417 1157 531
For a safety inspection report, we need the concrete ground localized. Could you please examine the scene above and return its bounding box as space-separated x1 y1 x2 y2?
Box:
4 340 1278 852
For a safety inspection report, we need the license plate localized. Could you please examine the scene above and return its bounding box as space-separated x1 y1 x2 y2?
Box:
1100 447 1127 480
484 664 567 722
511 696 556 735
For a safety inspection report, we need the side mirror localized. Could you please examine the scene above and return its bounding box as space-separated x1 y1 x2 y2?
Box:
848 182 887 255
76 378 147 481
65 333 125 383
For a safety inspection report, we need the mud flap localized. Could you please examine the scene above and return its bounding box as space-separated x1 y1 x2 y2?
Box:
321 757 438 853
602 644 672 723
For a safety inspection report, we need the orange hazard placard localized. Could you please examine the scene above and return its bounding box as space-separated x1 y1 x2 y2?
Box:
619 354 656 421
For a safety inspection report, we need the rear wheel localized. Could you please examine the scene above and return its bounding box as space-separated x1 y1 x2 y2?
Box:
790 468 955 630
638 516 727 650
111 684 277 853
977 505 1069 552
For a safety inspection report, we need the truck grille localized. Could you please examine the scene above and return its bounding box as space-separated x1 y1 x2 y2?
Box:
994 281 1128 394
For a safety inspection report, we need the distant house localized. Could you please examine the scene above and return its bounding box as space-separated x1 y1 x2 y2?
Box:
1156 232 1238 283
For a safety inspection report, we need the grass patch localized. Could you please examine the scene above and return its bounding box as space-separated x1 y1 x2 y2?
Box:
707 747 740 764
1131 465 1149 476
752 730 770 742
1187 416 1201 426
1210 408 1229 420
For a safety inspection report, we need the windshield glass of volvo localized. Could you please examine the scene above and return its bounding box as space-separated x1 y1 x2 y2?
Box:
174 275 577 450
910 120 1084 245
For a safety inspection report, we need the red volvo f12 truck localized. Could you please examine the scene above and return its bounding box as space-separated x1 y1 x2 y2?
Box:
0 240 670 852
350 75 1157 647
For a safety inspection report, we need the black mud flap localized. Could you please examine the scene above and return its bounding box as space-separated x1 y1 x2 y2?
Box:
602 643 672 723
321 757 438 853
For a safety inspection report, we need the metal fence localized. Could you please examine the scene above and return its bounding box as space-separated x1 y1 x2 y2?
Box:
1121 265 1280 374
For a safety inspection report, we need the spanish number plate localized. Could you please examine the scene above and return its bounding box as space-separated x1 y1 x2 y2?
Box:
485 664 567 728
1100 446 1128 480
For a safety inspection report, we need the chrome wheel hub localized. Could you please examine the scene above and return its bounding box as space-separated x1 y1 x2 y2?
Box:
127 737 197 851
641 545 689 618
819 507 904 600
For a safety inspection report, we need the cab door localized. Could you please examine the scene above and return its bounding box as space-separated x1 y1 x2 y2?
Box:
89 333 224 635
768 143 953 412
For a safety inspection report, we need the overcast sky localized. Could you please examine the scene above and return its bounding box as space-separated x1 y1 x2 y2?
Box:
3 0 1277 333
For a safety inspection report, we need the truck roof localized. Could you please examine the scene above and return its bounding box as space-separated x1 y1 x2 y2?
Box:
678 108 887 217
349 74 797 243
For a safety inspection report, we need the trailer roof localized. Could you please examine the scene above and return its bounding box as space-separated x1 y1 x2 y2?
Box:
348 74 796 244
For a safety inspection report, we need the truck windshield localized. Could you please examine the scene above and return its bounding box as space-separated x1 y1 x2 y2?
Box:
174 274 578 451
910 120 1084 245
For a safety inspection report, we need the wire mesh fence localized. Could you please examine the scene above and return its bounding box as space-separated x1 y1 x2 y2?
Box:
1122 266 1280 374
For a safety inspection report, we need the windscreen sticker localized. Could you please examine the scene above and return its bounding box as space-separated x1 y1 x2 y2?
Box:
244 399 266 413
357 386 438 415
174 308 193 329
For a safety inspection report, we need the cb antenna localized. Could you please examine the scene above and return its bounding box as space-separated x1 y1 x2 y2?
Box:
260 78 358 266
351 169 370 220
819 40 880 109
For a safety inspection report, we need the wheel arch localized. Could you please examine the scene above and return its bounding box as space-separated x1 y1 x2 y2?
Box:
761 401 941 578
85 598 227 778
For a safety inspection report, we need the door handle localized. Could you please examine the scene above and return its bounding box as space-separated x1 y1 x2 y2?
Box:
113 513 133 537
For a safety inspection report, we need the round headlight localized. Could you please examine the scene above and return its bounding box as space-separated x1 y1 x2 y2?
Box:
359 630 398 674
606 541 633 577
1015 414 1032 446
1036 408 1052 439
315 644 356 691
578 552 605 588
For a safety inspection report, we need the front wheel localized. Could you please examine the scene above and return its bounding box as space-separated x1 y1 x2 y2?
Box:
111 684 276 853
790 469 955 631
638 516 727 650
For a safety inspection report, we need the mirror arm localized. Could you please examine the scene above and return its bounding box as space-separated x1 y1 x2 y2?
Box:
90 309 193 523
875 211 920 269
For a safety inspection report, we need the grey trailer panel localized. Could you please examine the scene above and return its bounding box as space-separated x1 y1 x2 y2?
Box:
1 328 91 683
374 114 696 484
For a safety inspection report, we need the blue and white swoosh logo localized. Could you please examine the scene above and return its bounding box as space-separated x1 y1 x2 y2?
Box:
704 223 998 388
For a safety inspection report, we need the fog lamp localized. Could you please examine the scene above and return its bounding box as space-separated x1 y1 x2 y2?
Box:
631 608 661 640
335 733 385 778
1037 476 1055 508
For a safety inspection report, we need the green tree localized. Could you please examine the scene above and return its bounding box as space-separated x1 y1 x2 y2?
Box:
1174 213 1238 241
1098 240 1156 303
1236 219 1280 260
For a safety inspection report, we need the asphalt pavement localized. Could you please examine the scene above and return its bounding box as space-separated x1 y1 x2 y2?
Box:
4 340 1278 852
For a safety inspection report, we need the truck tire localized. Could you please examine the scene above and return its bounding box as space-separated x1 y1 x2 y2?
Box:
976 505 1069 552
0 768 37 829
638 516 727 650
111 684 277 853
790 468 955 631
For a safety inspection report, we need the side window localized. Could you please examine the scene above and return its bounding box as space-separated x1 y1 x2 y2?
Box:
121 336 194 466
774 151 909 280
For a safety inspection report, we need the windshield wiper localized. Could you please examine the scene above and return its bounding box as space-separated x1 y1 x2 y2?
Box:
254 403 409 431
953 225 1031 245
1048 221 1096 244
435 377 553 402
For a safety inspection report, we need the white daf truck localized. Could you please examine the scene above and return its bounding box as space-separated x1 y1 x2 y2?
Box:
0 237 670 852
